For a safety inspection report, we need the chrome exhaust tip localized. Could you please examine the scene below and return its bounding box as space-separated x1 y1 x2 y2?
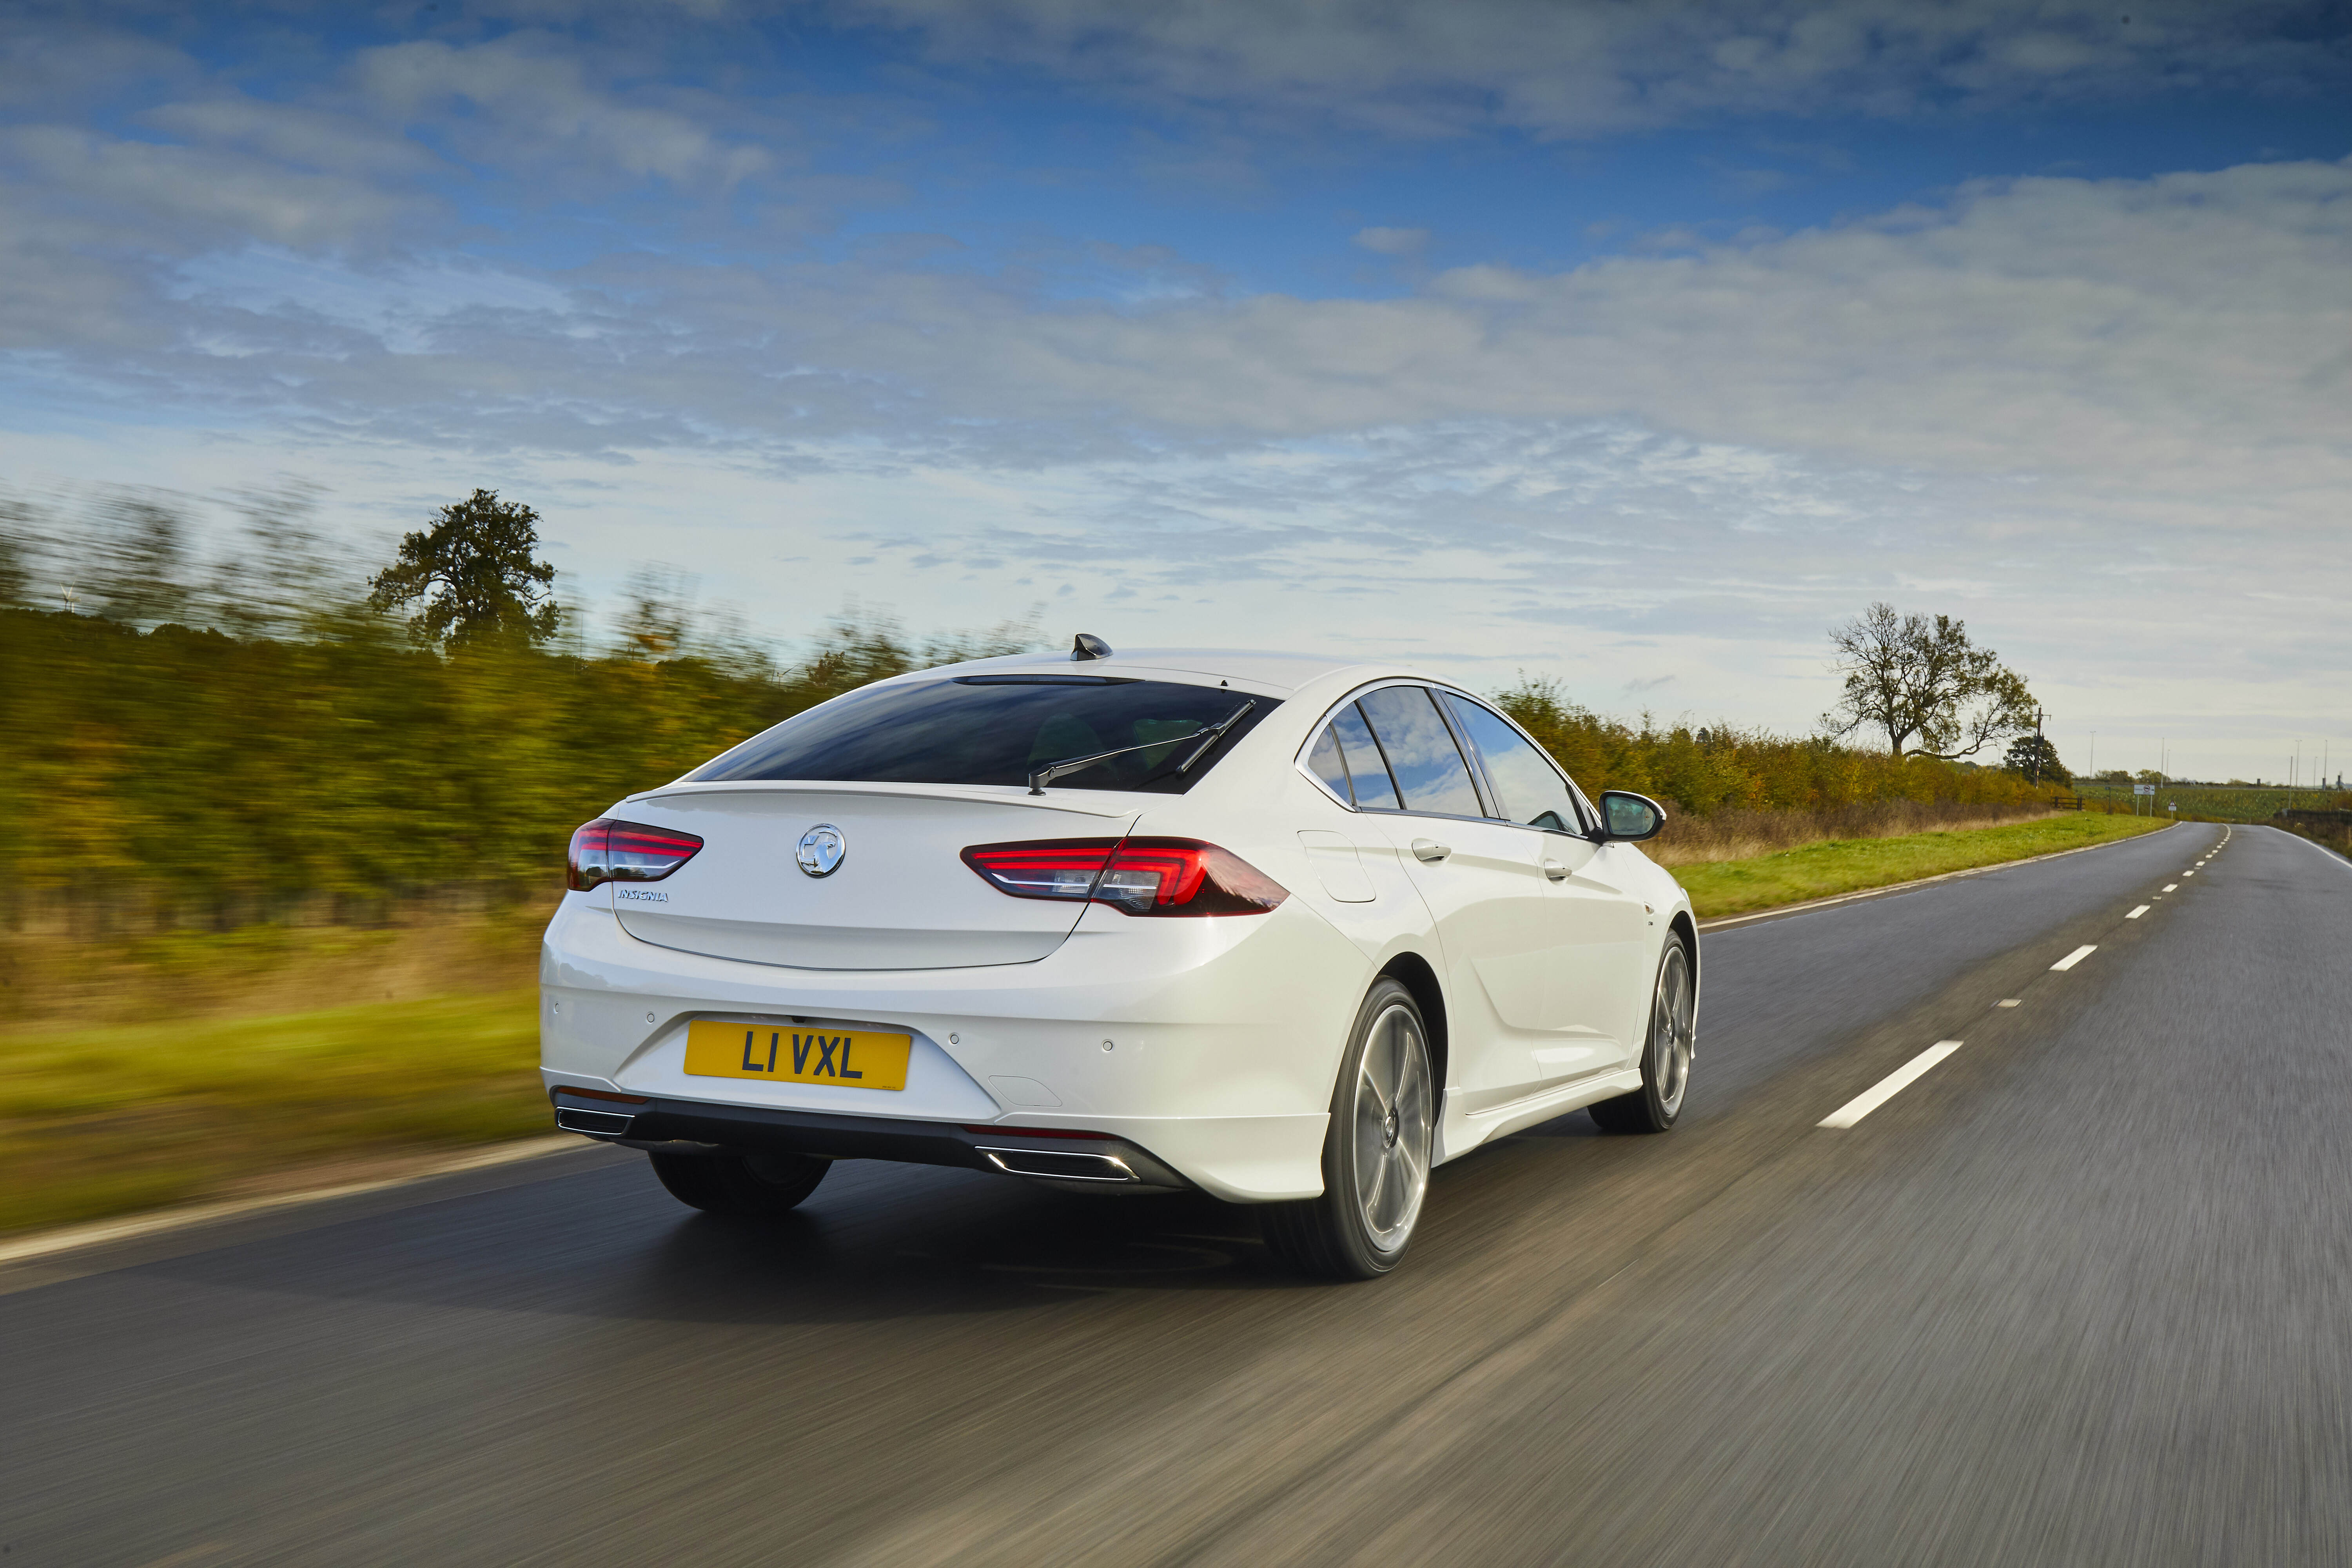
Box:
975 1146 1138 1183
556 1106 637 1137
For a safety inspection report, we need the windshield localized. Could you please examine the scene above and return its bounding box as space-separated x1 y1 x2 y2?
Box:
688 676 1279 793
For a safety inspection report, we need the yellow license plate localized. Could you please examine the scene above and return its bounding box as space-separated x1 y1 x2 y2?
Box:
684 1021 911 1090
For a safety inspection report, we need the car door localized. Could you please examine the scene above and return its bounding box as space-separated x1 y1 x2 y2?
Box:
1440 691 1651 1076
1348 684 1567 1112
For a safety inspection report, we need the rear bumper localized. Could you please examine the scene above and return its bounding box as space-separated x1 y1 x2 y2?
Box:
539 891 1360 1201
550 1089 1199 1190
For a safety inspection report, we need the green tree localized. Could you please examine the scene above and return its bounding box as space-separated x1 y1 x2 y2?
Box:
1824 602 2035 760
367 489 558 650
2003 733 2069 785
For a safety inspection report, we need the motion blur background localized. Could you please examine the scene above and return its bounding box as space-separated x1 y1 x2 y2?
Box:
4 0 2349 775
1 2 2347 1236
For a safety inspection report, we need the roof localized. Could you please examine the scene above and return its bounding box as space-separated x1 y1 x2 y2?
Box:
933 645 1412 697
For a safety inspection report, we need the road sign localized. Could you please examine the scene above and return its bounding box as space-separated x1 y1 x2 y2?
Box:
2134 784 2156 795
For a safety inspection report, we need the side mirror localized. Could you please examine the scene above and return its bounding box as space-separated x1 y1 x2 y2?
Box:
1596 791 1666 842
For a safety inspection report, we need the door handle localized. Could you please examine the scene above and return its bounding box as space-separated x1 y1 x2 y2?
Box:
1411 839 1452 863
1542 859 1569 881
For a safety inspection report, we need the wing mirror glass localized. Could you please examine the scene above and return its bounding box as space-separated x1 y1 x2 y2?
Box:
1596 790 1666 842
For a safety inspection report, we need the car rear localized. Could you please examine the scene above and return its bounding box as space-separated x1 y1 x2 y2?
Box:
539 654 1372 1201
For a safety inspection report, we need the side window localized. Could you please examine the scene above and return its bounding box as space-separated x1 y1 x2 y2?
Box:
1443 693 1583 833
1331 704 1402 810
1357 687 1482 817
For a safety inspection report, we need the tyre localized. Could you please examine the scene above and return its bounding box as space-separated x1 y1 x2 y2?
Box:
649 1149 829 1215
1261 978 1436 1280
1590 937 1696 1134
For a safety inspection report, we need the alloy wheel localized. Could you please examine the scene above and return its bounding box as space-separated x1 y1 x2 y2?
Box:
1651 945 1695 1117
1351 1002 1433 1251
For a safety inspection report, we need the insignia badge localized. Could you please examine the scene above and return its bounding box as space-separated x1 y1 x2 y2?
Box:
796 823 846 878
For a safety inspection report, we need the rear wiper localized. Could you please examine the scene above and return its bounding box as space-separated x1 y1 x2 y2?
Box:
1027 700 1256 796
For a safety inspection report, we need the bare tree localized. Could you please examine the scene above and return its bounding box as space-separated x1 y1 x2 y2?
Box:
1824 603 2035 759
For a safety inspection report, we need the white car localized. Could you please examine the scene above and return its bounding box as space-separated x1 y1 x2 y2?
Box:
541 638 1698 1277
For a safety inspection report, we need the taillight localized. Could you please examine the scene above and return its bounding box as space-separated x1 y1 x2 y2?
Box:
566 818 704 891
961 836 1287 917
959 838 1121 900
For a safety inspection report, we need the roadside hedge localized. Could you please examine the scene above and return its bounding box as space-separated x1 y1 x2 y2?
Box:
6 608 2053 926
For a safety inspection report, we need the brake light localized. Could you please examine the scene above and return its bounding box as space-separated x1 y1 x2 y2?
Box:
961 836 1287 917
567 818 704 891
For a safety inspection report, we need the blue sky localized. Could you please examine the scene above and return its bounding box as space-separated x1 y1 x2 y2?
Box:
4 1 2350 779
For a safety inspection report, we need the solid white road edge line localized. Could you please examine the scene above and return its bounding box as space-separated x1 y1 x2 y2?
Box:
0 1135 584 1268
2267 824 2352 874
1820 1042 1964 1129
2127 905 2150 919
2051 945 2098 971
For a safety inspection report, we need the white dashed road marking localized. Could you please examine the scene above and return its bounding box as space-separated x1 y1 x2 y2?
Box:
2126 905 2149 919
1820 1042 1964 1129
2164 884 2178 891
2051 945 2098 971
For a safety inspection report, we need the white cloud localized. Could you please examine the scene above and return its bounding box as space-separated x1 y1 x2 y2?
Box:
2 125 419 249
15 153 2348 536
1353 226 1430 256
355 34 775 189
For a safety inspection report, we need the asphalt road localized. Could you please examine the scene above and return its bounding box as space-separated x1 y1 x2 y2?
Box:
8 821 2348 1567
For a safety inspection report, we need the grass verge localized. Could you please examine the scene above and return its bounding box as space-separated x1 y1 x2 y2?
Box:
0 987 544 1236
1677 811 2171 920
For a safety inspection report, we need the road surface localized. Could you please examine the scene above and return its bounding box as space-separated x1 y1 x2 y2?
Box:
7 822 2348 1566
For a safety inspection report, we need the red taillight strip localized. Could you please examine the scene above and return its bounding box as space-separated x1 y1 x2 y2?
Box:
553 1085 651 1105
607 826 703 855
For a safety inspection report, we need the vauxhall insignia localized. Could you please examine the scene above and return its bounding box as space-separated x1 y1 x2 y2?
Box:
796 823 847 877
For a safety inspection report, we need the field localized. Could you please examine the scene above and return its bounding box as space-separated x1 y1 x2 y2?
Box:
2074 784 2345 821
0 811 2172 1239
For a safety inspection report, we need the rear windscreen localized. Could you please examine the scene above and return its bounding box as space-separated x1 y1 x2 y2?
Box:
688 677 1280 793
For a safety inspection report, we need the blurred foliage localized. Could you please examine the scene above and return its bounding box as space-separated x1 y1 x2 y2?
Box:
0 486 1036 919
1492 677 2059 817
